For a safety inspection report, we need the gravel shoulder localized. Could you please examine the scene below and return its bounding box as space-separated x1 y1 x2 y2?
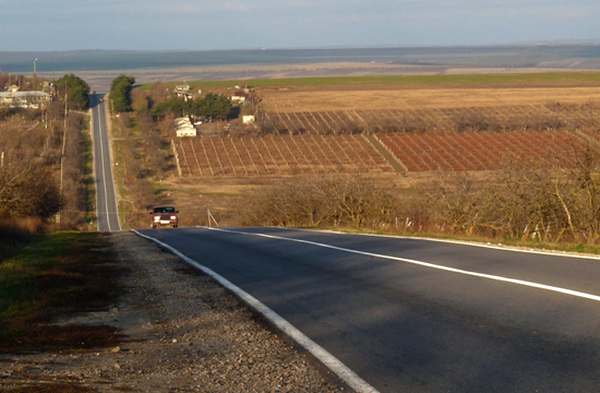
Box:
0 232 345 392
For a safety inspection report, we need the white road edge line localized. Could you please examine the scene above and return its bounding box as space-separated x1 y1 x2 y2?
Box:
96 100 112 232
294 228 600 262
205 227 600 303
132 229 380 393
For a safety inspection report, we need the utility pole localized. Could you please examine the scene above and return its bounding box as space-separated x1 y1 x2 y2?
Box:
57 87 68 225
0 151 4 169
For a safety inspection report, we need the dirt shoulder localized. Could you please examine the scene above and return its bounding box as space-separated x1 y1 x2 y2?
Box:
0 232 344 393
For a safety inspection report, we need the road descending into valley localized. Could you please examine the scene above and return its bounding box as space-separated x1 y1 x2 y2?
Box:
90 94 121 232
138 227 600 393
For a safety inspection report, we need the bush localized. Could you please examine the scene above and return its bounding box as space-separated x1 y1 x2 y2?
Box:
0 165 62 221
241 176 397 229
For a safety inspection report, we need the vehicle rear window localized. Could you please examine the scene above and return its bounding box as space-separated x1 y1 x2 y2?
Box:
153 207 176 213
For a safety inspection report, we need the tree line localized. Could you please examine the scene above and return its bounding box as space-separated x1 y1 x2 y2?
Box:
150 93 233 121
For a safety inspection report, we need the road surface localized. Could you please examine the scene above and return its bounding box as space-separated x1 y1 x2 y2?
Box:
90 94 121 232
139 227 600 393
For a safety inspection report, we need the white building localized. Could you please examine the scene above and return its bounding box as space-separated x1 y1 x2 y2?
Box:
175 84 193 101
175 117 197 137
242 115 256 125
0 87 50 109
231 92 247 104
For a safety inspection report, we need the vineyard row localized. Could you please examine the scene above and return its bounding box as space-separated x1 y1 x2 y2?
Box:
261 104 600 134
173 130 596 177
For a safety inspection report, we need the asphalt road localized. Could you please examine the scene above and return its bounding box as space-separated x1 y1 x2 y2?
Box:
140 227 600 393
90 94 120 232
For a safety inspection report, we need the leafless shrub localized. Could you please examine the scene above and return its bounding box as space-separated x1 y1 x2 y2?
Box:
0 164 62 221
238 146 600 244
240 175 397 229
454 112 495 132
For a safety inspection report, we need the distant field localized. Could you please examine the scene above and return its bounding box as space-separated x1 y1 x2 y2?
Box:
137 72 600 96
262 87 600 112
249 73 600 134
176 72 600 91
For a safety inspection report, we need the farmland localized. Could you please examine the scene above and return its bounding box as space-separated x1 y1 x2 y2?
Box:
262 104 600 134
376 130 590 172
115 72 600 228
259 86 600 134
172 130 595 177
166 72 600 91
261 87 600 112
174 134 394 176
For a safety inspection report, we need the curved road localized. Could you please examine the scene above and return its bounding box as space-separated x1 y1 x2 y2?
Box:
90 94 121 232
139 227 600 393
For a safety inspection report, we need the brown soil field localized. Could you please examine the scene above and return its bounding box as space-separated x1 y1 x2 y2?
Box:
262 87 600 112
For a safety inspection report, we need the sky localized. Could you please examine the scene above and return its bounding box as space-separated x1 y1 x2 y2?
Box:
0 0 599 51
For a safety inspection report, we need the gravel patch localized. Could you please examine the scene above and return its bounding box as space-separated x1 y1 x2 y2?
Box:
0 232 345 392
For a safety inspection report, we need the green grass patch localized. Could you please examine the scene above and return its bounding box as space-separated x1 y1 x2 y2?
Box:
0 232 125 352
141 72 600 91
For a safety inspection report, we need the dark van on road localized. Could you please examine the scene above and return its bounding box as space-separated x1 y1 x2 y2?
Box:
151 206 179 229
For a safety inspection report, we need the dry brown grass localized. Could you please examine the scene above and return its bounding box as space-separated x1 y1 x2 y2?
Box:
262 87 600 112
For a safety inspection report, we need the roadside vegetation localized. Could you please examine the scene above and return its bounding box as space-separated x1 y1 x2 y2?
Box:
241 150 600 252
0 73 95 238
0 232 124 353
110 78 176 227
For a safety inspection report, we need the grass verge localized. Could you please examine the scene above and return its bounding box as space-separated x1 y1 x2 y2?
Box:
0 232 126 353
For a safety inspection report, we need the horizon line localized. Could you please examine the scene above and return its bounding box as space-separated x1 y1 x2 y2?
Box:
1 41 600 53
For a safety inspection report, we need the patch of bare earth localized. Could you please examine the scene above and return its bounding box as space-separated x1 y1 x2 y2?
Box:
0 233 345 393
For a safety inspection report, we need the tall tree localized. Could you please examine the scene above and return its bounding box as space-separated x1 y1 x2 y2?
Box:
110 75 136 113
195 93 232 121
55 74 90 110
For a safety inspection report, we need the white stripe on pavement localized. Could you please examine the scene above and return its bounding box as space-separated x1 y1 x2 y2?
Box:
132 229 380 393
295 227 600 262
205 227 600 303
